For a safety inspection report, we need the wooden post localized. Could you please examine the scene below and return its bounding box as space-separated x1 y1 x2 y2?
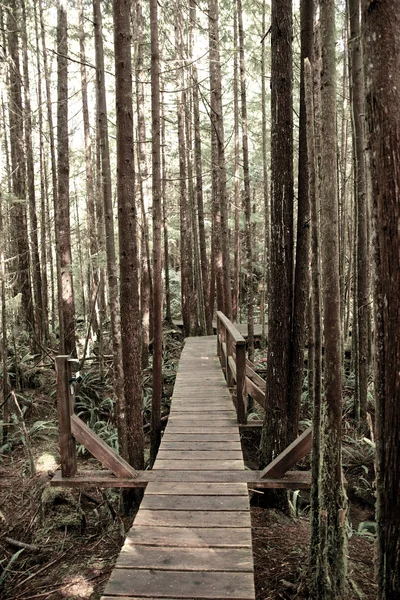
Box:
217 313 221 359
226 333 234 388
236 341 247 424
56 355 77 477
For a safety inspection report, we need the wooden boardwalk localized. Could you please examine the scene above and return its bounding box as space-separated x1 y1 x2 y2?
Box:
102 336 255 600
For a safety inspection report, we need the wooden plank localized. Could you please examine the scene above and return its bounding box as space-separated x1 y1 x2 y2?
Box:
70 414 137 479
167 418 237 426
161 433 240 442
239 421 263 430
51 469 311 488
245 376 265 408
140 494 250 511
115 546 253 572
169 405 235 413
134 510 250 528
104 569 255 599
260 426 313 479
126 525 252 547
156 451 243 461
145 482 249 496
165 426 237 433
159 442 242 451
245 361 266 390
153 459 244 471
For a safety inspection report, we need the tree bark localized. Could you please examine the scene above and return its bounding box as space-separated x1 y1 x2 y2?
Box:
259 0 293 505
150 0 163 466
316 1 347 597
287 0 313 444
348 0 369 427
236 0 254 362
363 1 400 596
93 0 126 458
113 0 144 477
57 2 76 357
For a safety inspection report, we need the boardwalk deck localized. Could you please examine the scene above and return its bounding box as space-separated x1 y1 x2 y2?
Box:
101 336 255 600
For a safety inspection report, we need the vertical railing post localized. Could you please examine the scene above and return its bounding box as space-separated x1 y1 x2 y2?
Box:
56 355 77 477
226 333 234 388
217 313 221 361
236 341 247 424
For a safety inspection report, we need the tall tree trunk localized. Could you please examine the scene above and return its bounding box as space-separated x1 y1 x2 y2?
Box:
236 0 254 361
232 8 240 324
208 0 231 319
316 2 347 597
33 0 49 344
305 54 322 596
57 2 76 357
134 0 153 364
161 89 172 325
363 1 400 597
78 0 99 336
7 0 34 334
21 0 43 346
150 0 162 466
39 0 62 341
348 0 369 427
260 0 270 343
113 0 144 477
259 0 293 507
287 0 313 443
175 6 192 337
93 0 127 458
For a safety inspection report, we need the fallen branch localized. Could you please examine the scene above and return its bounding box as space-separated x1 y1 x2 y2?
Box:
5 537 41 552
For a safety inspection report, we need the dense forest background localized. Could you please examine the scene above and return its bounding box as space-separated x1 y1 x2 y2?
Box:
0 0 399 599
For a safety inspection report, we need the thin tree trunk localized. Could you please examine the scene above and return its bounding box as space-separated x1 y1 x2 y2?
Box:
21 0 43 346
93 0 127 458
33 0 49 344
57 3 76 357
7 0 34 334
316 1 347 596
287 0 313 444
78 0 99 336
150 0 162 466
39 0 62 342
134 0 153 363
208 0 231 319
237 0 254 362
260 0 269 343
348 0 369 426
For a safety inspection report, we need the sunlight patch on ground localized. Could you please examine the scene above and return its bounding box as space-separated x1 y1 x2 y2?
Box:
35 452 58 473
62 575 94 599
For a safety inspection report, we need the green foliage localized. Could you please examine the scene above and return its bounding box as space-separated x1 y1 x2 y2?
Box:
0 549 25 587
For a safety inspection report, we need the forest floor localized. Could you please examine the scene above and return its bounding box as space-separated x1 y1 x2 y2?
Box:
0 359 376 600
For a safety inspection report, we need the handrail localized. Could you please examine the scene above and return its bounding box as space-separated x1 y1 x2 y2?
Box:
216 311 247 424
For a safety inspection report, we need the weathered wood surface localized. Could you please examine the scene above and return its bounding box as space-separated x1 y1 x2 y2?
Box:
70 414 137 479
52 468 312 488
101 336 255 600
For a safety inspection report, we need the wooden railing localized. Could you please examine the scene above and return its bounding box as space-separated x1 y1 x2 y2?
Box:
216 311 267 423
216 311 247 424
56 355 137 480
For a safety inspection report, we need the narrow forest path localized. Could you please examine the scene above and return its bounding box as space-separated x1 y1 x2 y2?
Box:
101 336 255 600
